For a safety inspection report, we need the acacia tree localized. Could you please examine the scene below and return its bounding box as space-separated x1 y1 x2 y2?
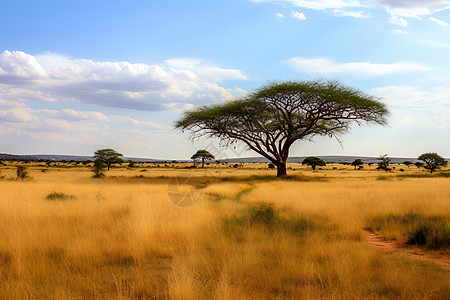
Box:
191 150 215 168
351 159 364 170
302 157 326 170
418 153 447 174
94 148 124 171
175 80 388 176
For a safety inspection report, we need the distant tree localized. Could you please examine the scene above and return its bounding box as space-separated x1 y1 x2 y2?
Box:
16 165 28 180
418 153 447 174
191 150 215 168
351 159 364 170
376 154 391 171
268 163 275 169
175 80 389 177
127 160 135 168
414 162 424 169
302 157 326 170
403 161 413 168
92 159 106 178
94 149 124 171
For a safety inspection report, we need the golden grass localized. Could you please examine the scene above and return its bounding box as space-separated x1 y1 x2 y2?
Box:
0 164 448 299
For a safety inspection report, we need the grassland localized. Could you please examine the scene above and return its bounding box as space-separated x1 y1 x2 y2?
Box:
0 162 448 299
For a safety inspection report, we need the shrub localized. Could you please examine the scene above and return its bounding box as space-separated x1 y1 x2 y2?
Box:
223 203 315 238
45 192 76 201
16 165 28 180
92 159 106 178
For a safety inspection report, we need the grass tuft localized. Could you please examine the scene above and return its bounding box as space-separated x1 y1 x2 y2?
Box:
45 192 76 201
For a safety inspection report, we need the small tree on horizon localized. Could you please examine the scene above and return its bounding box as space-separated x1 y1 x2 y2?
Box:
351 159 364 170
94 149 124 171
376 154 391 171
191 150 215 168
302 157 326 170
418 153 447 174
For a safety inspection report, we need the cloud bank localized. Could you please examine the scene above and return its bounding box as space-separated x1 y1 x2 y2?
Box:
0 50 247 111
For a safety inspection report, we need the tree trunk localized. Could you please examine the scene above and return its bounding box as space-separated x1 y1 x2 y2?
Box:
107 162 111 171
201 158 205 168
276 161 287 177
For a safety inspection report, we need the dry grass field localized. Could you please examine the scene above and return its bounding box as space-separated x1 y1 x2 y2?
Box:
0 162 449 299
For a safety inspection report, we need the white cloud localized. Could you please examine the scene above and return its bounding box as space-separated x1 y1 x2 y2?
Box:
0 50 247 111
274 12 285 21
334 9 371 18
291 10 307 20
285 57 430 76
389 15 408 26
376 0 450 17
372 85 450 129
0 50 47 81
430 16 449 26
251 0 366 10
392 29 407 34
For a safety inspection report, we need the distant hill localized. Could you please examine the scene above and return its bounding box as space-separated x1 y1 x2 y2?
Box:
1 153 441 164
222 155 422 164
0 153 159 162
0 153 36 161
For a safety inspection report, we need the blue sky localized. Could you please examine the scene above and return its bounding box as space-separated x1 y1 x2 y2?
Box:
1 0 450 159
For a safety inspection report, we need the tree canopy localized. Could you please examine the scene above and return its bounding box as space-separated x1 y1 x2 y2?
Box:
191 150 215 168
418 153 447 174
94 149 124 171
175 80 389 176
351 159 363 170
302 157 326 170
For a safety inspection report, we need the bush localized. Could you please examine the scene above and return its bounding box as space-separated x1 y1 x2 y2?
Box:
45 192 76 201
92 159 106 178
223 203 315 238
16 165 28 180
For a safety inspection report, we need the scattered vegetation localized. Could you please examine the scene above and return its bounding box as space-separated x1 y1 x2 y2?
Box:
45 192 76 201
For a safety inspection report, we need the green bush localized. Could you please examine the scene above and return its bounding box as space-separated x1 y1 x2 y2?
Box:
222 203 315 238
45 192 76 201
16 165 28 180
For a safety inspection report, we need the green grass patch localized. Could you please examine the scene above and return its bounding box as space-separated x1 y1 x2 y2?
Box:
45 192 76 201
222 203 315 241
368 213 449 251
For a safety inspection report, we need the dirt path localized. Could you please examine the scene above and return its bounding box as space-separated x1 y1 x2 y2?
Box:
364 230 449 267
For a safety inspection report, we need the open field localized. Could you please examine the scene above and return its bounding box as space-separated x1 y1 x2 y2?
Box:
0 162 449 299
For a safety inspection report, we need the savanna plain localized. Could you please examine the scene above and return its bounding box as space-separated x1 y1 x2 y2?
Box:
0 161 449 299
